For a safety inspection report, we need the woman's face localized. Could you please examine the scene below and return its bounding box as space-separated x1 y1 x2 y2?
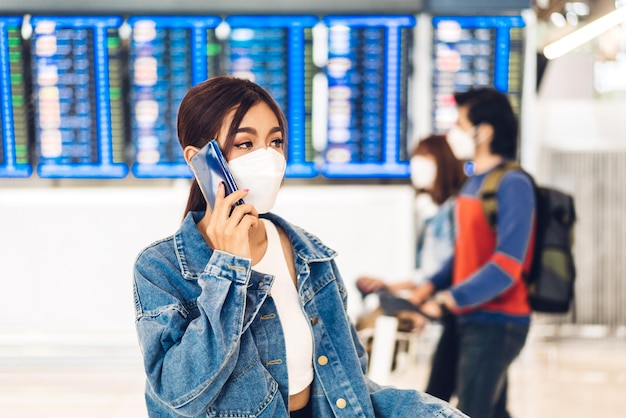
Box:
218 102 285 161
410 152 437 191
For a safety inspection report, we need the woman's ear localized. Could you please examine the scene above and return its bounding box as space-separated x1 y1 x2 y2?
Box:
183 145 200 166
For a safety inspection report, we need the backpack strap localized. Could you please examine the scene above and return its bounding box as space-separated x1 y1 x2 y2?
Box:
479 161 523 230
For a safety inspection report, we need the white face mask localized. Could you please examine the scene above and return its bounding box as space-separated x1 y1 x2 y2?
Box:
446 125 476 160
228 148 286 214
410 156 437 190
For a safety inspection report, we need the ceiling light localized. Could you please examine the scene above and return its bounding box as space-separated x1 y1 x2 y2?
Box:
565 2 590 16
566 11 579 26
543 6 626 59
551 12 567 27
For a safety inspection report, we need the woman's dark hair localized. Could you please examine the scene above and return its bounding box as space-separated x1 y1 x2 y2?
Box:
177 76 287 217
411 134 466 205
454 87 518 160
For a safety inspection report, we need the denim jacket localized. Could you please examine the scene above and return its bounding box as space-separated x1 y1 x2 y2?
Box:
133 211 467 418
416 196 456 277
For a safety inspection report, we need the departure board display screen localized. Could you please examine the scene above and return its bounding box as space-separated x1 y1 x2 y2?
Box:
4 13 526 181
0 16 31 178
226 15 319 178
30 16 127 178
431 15 525 134
322 15 415 178
129 16 222 178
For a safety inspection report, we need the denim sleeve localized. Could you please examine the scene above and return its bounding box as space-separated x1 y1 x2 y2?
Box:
133 249 252 416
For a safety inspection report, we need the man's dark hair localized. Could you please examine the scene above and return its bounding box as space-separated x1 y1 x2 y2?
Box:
454 88 518 160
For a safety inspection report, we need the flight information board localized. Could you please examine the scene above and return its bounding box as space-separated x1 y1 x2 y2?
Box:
0 16 31 178
431 15 525 134
30 16 127 178
322 15 415 178
226 15 319 178
129 16 222 178
2 13 528 181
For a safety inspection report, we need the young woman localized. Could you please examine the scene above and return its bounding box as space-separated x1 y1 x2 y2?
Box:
132 76 467 418
355 134 466 402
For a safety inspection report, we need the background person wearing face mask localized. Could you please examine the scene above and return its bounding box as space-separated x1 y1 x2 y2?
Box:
355 134 466 402
409 88 535 418
132 76 468 418
446 123 478 165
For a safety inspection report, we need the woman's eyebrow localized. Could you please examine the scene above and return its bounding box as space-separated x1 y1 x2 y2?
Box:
236 126 257 134
235 126 282 134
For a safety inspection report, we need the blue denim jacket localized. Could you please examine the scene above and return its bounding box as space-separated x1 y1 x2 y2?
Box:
133 211 467 418
416 197 456 275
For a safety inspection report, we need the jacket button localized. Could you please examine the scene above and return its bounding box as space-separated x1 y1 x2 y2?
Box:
317 355 328 366
310 316 318 326
336 398 347 409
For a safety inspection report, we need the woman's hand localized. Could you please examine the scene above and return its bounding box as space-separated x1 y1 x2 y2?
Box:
356 276 388 295
407 282 435 306
419 299 445 319
205 183 259 259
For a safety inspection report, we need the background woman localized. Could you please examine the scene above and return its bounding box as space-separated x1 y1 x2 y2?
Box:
356 134 466 402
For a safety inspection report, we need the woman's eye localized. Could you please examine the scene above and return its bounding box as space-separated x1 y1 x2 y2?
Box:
270 138 284 149
234 141 253 150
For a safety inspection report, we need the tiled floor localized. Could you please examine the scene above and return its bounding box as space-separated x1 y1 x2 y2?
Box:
390 325 626 418
0 345 147 417
509 338 626 417
1 328 625 417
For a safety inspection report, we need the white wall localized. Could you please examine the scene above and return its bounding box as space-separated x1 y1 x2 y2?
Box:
522 52 626 177
0 183 415 349
536 52 626 150
0 183 188 349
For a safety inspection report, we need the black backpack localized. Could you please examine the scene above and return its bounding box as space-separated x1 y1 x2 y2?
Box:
480 162 577 314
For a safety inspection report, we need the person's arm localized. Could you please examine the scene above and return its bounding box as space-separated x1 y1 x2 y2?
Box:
387 280 419 293
134 248 251 416
449 171 535 308
407 255 454 306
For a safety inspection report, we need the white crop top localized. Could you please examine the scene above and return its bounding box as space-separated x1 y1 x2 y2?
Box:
253 219 314 395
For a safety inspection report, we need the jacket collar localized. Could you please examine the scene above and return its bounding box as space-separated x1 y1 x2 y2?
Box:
174 211 337 279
